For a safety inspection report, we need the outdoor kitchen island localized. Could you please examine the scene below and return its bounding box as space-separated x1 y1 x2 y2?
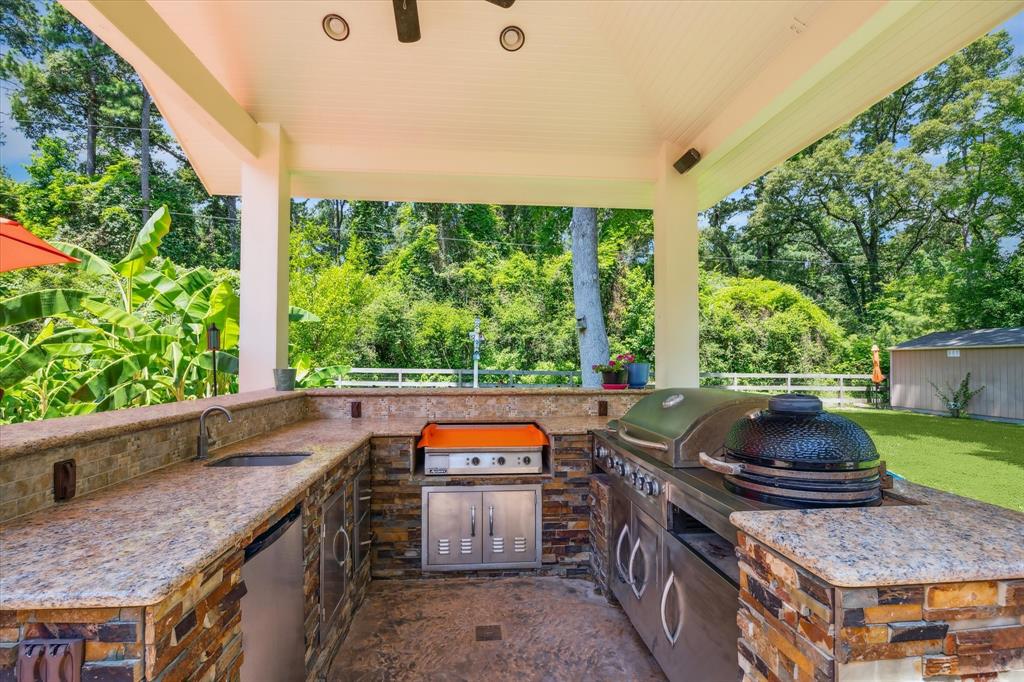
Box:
0 388 1021 682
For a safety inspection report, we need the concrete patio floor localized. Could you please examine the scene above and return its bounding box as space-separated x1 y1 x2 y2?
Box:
328 577 665 681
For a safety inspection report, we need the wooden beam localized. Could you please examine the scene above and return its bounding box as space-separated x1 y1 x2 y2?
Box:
692 0 1024 210
61 0 260 162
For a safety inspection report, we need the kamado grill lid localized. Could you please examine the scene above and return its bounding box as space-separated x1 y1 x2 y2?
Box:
724 394 879 471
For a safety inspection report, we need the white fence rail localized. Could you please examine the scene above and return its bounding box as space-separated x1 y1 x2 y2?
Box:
334 367 581 388
331 368 877 404
701 372 875 406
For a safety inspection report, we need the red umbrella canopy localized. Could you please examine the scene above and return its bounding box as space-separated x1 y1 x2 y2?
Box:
0 217 80 272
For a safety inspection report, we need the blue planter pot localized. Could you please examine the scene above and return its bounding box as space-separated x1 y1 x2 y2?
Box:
626 363 650 389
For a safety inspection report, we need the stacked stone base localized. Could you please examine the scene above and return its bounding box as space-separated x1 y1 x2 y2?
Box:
737 531 1024 682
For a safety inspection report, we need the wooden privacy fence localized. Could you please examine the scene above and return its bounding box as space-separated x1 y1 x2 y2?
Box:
332 368 876 404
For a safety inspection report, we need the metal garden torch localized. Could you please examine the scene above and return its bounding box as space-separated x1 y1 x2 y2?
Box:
207 322 221 396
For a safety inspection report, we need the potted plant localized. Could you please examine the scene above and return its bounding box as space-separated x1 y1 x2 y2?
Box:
625 355 650 388
593 355 629 389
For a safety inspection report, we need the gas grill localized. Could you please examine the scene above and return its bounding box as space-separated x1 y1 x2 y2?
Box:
592 388 889 682
419 423 546 475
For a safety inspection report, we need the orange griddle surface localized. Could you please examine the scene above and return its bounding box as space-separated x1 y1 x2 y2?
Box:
417 423 547 450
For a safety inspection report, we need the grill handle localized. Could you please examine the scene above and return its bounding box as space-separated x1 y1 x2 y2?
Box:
617 427 669 452
698 451 745 476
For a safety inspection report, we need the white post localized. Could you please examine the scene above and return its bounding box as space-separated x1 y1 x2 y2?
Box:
839 376 845 406
654 142 700 388
239 123 289 392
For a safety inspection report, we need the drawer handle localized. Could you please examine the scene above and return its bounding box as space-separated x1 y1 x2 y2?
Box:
488 505 495 537
628 538 646 599
660 570 682 646
470 505 476 537
615 524 632 584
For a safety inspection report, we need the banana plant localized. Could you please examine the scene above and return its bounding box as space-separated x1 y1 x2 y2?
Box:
0 206 321 423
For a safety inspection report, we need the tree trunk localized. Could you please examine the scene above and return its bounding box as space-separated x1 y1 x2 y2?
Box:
139 85 152 222
85 34 98 175
225 196 239 265
570 207 610 387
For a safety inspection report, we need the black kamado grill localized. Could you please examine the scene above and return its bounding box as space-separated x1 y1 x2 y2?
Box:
699 393 882 507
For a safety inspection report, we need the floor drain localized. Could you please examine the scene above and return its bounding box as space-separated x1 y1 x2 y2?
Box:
475 625 502 641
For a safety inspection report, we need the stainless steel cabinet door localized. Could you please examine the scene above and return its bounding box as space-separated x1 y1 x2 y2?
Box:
482 489 537 564
655 531 741 682
353 467 372 571
426 490 481 565
320 488 349 643
609 486 633 604
627 505 662 650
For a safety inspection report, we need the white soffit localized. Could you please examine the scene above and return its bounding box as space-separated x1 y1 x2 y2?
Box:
62 0 1023 208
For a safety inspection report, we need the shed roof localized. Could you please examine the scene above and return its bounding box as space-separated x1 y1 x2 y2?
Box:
891 328 1024 351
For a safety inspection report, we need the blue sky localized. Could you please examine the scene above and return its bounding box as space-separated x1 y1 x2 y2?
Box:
2 10 1023 183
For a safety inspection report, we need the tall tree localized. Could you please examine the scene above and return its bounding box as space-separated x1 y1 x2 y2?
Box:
570 207 610 387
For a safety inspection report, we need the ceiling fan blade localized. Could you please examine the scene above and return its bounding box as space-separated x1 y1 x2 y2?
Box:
392 0 421 43
485 0 516 7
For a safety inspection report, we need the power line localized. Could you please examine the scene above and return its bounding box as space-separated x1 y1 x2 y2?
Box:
0 191 241 226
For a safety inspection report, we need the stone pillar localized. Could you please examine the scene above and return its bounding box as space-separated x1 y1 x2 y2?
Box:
653 143 700 388
239 123 290 392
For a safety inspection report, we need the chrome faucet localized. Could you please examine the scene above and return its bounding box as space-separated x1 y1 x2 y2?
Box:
197 405 233 460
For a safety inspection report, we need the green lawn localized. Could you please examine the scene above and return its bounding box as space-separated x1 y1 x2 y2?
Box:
833 408 1024 513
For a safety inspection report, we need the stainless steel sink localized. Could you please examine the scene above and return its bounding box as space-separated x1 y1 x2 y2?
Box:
207 452 312 467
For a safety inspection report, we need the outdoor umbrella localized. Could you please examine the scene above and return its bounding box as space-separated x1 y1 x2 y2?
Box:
871 344 885 384
0 217 80 272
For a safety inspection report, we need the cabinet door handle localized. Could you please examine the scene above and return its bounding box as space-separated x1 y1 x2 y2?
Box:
470 505 476 537
660 570 682 645
488 505 494 536
615 524 632 584
333 527 350 572
628 538 646 599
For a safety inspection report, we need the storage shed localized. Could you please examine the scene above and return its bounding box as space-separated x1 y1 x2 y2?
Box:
889 328 1024 422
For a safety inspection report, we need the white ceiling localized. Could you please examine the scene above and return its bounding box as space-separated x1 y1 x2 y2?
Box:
66 0 1023 207
147 0 824 181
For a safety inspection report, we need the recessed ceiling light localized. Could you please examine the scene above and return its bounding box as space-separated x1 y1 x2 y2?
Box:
499 25 525 52
322 14 350 41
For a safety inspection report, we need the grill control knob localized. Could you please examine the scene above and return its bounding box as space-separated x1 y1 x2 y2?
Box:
634 474 646 491
497 456 506 465
523 456 532 465
646 479 660 496
471 456 480 466
622 462 633 478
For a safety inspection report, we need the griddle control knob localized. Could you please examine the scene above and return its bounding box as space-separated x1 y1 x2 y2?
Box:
471 456 481 466
497 456 506 465
646 479 660 496
634 473 646 492
523 456 531 465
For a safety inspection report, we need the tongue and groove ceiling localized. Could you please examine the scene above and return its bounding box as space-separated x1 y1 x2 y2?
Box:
65 0 1023 208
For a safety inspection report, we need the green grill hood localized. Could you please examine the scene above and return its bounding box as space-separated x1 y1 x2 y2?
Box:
612 388 768 468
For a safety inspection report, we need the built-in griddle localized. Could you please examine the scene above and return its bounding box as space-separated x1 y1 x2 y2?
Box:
419 423 546 475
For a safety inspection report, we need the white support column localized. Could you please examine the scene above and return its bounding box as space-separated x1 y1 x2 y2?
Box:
653 142 700 388
239 123 290 392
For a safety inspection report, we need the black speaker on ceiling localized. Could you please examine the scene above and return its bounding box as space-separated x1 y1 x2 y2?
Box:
673 148 702 175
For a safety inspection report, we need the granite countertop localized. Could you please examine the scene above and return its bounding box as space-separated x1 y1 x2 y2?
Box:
0 415 610 610
730 478 1024 587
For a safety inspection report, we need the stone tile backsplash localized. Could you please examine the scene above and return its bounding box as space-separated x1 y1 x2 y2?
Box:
0 396 308 522
0 390 643 523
